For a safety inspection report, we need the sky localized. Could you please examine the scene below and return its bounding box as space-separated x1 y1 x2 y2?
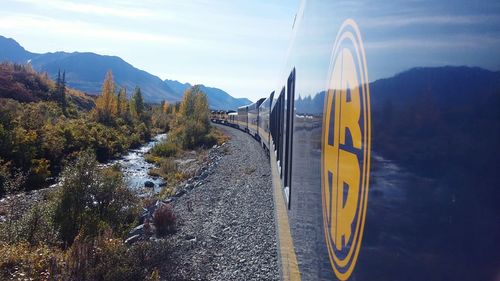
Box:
0 0 300 102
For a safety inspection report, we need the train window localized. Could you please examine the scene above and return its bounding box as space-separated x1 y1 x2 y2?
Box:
278 87 285 179
284 68 296 209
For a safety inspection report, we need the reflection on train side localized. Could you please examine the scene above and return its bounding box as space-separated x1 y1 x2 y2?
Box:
213 0 500 279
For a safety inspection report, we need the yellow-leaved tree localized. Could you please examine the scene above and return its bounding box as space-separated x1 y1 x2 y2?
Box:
95 70 117 123
171 85 210 149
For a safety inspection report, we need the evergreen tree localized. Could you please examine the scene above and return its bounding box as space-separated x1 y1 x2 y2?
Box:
60 70 67 111
54 69 67 113
130 86 144 120
116 87 129 119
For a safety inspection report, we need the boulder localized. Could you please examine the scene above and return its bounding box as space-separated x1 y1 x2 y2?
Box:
144 181 155 188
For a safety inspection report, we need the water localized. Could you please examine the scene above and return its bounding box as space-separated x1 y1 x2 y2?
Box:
105 133 167 193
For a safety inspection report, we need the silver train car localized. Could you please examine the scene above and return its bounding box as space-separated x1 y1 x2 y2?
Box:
214 0 500 280
258 92 275 152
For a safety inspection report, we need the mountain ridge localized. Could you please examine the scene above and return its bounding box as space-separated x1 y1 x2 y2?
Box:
0 35 251 109
164 79 252 110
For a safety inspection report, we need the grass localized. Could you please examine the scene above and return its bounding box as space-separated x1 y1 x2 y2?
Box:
150 141 179 158
207 127 230 146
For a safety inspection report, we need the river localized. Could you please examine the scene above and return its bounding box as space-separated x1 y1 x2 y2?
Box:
103 133 167 194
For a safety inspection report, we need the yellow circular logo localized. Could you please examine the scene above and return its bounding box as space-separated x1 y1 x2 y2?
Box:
321 19 371 281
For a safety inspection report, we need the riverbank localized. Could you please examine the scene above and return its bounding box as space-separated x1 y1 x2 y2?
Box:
0 133 167 223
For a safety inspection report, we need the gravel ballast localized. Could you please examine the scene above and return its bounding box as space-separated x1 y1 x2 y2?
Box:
166 124 279 280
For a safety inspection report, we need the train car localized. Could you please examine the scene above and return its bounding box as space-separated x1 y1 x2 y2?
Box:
248 98 266 139
236 105 248 131
265 1 500 281
257 92 275 152
227 112 238 127
210 110 223 123
211 110 231 124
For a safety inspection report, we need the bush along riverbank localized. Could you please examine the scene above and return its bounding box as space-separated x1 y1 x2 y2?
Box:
0 75 232 280
0 64 174 196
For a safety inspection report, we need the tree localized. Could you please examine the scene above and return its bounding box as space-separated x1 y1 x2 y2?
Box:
116 87 129 119
162 100 170 114
130 86 144 120
55 70 67 112
95 70 117 123
171 85 211 148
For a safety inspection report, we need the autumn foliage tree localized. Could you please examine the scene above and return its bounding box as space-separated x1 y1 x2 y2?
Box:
170 85 211 149
94 70 117 123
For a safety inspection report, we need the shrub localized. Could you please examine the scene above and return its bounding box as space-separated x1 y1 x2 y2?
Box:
53 151 139 246
66 233 171 280
159 158 177 176
0 159 10 196
0 242 65 280
150 140 178 158
153 204 176 236
18 201 58 246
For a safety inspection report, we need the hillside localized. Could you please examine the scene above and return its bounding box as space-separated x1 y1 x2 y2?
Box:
0 62 94 109
165 79 252 109
0 35 251 108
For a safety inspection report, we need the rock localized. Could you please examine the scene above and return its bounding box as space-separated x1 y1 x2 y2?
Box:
125 234 141 245
159 181 167 187
175 189 186 197
129 224 145 236
144 181 155 188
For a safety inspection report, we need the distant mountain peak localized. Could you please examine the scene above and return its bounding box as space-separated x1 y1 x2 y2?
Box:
164 79 252 110
0 35 33 63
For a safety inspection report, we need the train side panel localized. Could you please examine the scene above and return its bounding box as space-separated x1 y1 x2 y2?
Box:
269 1 500 280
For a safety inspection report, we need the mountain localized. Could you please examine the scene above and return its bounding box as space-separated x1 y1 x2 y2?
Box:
0 36 33 63
0 35 250 108
30 52 179 103
164 79 252 110
0 36 177 103
369 66 500 109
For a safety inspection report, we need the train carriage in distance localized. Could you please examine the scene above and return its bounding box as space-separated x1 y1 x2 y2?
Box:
248 98 266 140
212 0 500 280
258 92 275 152
227 112 238 127
236 105 248 132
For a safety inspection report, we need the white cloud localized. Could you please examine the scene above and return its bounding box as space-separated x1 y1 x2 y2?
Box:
0 13 188 45
11 0 159 19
